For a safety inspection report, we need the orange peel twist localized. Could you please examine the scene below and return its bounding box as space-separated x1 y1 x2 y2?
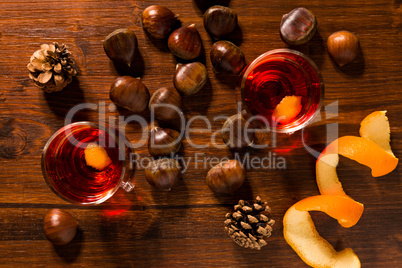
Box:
316 111 398 196
284 111 398 267
284 195 363 268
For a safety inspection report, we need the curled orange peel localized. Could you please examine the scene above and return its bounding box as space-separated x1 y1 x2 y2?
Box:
319 136 398 177
316 111 398 196
294 195 364 228
284 111 396 267
359 111 394 156
272 95 302 124
284 195 362 268
84 143 112 171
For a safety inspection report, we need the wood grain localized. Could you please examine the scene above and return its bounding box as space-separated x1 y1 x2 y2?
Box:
0 0 401 267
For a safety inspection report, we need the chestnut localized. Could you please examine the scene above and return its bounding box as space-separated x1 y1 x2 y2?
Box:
103 28 137 67
173 62 207 96
327 30 360 66
145 158 181 191
210 40 246 74
206 160 246 194
203 5 238 39
280 7 317 46
110 76 150 113
149 87 183 121
44 209 78 246
168 24 203 60
148 127 182 157
141 5 177 39
221 114 254 150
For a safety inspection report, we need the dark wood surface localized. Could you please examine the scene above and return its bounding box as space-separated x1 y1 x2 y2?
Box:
0 0 401 267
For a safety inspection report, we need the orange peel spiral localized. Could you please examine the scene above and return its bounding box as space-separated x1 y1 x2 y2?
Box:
284 195 363 268
316 111 398 196
284 111 397 267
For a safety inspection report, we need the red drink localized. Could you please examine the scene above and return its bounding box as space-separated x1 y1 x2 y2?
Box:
42 122 133 205
239 49 324 133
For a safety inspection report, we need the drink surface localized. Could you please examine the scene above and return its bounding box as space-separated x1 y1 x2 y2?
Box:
43 125 123 204
242 52 322 130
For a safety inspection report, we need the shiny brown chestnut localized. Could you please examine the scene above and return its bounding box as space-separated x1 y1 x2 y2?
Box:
44 209 78 246
168 24 202 60
203 5 238 39
145 158 181 191
206 160 245 194
141 5 177 39
148 127 182 157
280 7 317 46
221 114 254 150
149 87 183 121
110 76 150 113
327 31 360 66
173 62 207 96
103 28 137 67
210 40 246 74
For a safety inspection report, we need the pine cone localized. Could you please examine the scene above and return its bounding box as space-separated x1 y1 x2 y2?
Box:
224 196 275 250
27 43 77 93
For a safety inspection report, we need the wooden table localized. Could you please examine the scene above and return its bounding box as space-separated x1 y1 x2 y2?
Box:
0 0 400 267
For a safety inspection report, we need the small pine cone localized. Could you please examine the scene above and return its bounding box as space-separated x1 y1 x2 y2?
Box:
224 196 274 250
27 43 77 93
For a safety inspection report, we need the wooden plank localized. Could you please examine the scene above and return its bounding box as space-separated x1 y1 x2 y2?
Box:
0 0 400 266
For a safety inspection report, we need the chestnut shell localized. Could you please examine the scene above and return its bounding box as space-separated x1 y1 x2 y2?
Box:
110 76 150 113
103 28 137 66
173 62 207 96
149 87 183 121
221 114 254 150
206 160 246 194
148 127 182 157
203 5 238 39
280 7 317 46
168 24 203 60
44 209 78 246
145 158 181 191
210 40 246 74
141 5 177 39
327 30 360 66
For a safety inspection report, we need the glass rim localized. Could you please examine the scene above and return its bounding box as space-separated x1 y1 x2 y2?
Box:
239 48 325 133
41 121 132 205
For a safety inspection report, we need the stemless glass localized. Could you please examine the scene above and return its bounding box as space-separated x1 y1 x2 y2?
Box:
41 122 134 205
238 48 324 133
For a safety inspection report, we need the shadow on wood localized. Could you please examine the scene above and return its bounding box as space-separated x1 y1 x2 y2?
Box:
193 0 232 13
110 47 146 78
332 49 366 77
53 227 83 263
44 78 89 122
